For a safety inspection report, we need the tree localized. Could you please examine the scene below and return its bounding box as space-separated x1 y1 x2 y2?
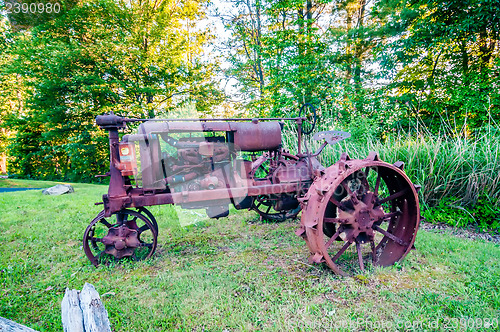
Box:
388 0 500 134
2 0 222 180
220 0 344 116
220 0 406 136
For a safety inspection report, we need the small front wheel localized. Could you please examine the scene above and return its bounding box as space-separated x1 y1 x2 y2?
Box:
83 209 158 266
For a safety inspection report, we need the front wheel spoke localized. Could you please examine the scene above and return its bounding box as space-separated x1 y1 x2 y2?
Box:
377 188 409 206
138 224 150 234
100 219 113 228
356 241 365 271
332 240 352 262
373 225 408 246
139 242 153 248
118 213 128 224
90 237 103 243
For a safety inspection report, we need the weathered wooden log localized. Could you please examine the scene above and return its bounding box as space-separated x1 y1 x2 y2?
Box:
61 283 111 332
61 288 84 332
79 283 111 332
0 317 38 332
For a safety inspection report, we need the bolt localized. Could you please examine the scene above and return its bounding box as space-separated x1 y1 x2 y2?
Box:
115 240 126 250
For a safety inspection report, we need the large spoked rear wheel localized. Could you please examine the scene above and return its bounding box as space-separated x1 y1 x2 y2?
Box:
297 153 420 275
83 209 158 266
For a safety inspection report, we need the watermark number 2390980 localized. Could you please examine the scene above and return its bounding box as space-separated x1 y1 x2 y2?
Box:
5 2 61 14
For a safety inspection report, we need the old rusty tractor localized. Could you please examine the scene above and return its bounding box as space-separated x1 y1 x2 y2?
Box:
85 105 420 275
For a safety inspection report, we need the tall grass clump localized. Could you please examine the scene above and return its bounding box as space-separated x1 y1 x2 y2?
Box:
335 134 500 207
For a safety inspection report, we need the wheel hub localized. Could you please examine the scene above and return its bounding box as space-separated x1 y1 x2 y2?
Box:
338 192 385 243
84 209 159 266
101 225 141 259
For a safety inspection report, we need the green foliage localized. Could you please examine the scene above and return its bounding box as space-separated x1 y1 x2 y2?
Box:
469 194 500 231
387 0 500 134
3 0 80 31
1 0 222 181
219 0 500 137
422 197 474 228
219 0 402 117
423 194 500 232
1 180 499 330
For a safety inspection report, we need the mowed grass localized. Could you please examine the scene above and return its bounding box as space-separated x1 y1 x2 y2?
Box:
0 178 67 188
0 180 499 331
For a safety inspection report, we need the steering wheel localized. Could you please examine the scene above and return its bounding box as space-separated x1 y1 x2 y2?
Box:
299 103 317 135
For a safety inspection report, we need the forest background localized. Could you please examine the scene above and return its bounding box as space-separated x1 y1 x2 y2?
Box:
0 0 500 230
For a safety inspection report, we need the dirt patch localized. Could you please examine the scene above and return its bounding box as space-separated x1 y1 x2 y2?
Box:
420 221 500 244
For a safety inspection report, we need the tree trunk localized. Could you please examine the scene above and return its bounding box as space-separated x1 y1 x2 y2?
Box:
304 0 313 104
353 0 366 113
255 0 265 98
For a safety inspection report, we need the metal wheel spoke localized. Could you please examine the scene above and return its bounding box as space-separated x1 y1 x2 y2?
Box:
332 241 352 262
356 241 365 271
364 167 370 179
329 196 347 211
382 211 402 220
138 224 150 234
377 188 409 206
90 237 103 243
252 191 300 222
373 225 408 246
323 217 344 224
325 226 342 249
99 219 113 228
370 240 377 264
374 175 381 195
342 181 359 204
119 213 128 223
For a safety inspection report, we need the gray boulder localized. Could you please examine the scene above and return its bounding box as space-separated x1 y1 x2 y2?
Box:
42 184 74 196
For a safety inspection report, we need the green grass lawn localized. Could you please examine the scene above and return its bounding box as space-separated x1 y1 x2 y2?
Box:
0 178 69 188
0 180 499 331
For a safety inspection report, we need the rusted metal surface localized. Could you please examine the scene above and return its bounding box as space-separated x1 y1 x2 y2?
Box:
296 153 420 275
85 110 421 275
84 209 157 266
230 122 282 152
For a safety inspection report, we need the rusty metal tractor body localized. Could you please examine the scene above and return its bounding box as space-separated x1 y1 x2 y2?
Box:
84 107 420 275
